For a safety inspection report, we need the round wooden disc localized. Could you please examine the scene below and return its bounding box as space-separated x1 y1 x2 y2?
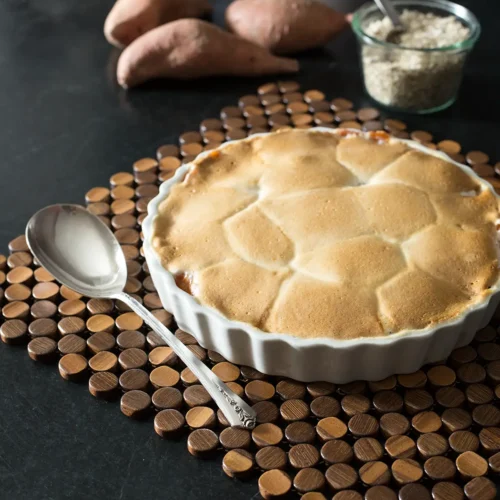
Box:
293 467 325 493
58 317 85 336
222 449 254 478
152 387 183 411
288 443 320 469
306 381 335 398
87 314 114 334
252 423 283 447
479 427 500 454
183 385 211 408
120 390 151 419
255 445 287 471
276 379 306 400
463 477 497 500
380 413 410 437
89 351 118 373
359 460 391 486
364 486 396 500
185 406 216 430
385 435 416 459
212 362 240 382
412 411 442 433
155 409 185 438
119 369 149 392
348 413 379 437
117 330 146 351
424 456 457 481
280 399 310 422
219 427 251 450
187 428 218 456
118 348 148 370
431 482 464 500
27 337 57 362
29 318 57 339
316 417 348 441
258 469 292 499
245 380 275 402
489 452 500 474
449 431 480 454
321 439 353 465
353 437 384 462
398 484 431 500
31 300 57 319
456 451 489 479
0 319 28 344
284 421 315 445
341 394 370 416
391 459 423 485
88 372 118 399
325 463 358 490
310 395 341 418
58 334 86 355
417 433 449 458
58 353 88 381
87 332 115 354
148 346 177 367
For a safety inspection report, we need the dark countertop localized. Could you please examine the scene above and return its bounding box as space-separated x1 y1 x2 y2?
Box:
0 1 499 499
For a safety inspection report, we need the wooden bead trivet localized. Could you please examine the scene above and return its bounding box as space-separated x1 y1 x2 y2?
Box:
0 82 499 500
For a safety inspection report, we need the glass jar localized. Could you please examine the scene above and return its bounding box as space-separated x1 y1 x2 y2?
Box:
352 0 481 114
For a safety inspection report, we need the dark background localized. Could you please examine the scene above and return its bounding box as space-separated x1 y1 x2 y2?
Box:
0 0 498 499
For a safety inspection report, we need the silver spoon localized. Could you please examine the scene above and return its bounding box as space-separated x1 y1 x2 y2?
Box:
26 204 257 429
373 0 405 43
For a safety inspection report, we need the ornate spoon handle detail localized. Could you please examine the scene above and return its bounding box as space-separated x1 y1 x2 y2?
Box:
117 293 257 429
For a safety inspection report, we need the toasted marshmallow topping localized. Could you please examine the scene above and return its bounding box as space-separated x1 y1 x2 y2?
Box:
153 129 499 339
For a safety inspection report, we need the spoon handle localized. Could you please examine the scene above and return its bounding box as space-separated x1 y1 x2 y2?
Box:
117 292 257 429
373 0 404 29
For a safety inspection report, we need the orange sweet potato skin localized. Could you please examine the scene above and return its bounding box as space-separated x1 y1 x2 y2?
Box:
117 19 299 88
225 0 348 54
104 0 212 48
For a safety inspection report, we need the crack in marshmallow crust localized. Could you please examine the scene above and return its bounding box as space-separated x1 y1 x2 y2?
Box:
152 129 499 340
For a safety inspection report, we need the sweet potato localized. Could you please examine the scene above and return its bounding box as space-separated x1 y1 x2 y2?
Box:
225 0 348 54
104 0 212 48
117 19 299 88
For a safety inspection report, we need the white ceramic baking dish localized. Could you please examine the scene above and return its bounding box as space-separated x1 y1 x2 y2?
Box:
142 128 500 383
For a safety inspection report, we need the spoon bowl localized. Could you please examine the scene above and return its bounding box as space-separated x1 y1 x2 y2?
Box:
26 204 257 429
26 204 127 298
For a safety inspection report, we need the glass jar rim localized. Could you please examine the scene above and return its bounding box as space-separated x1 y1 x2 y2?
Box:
352 0 481 52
